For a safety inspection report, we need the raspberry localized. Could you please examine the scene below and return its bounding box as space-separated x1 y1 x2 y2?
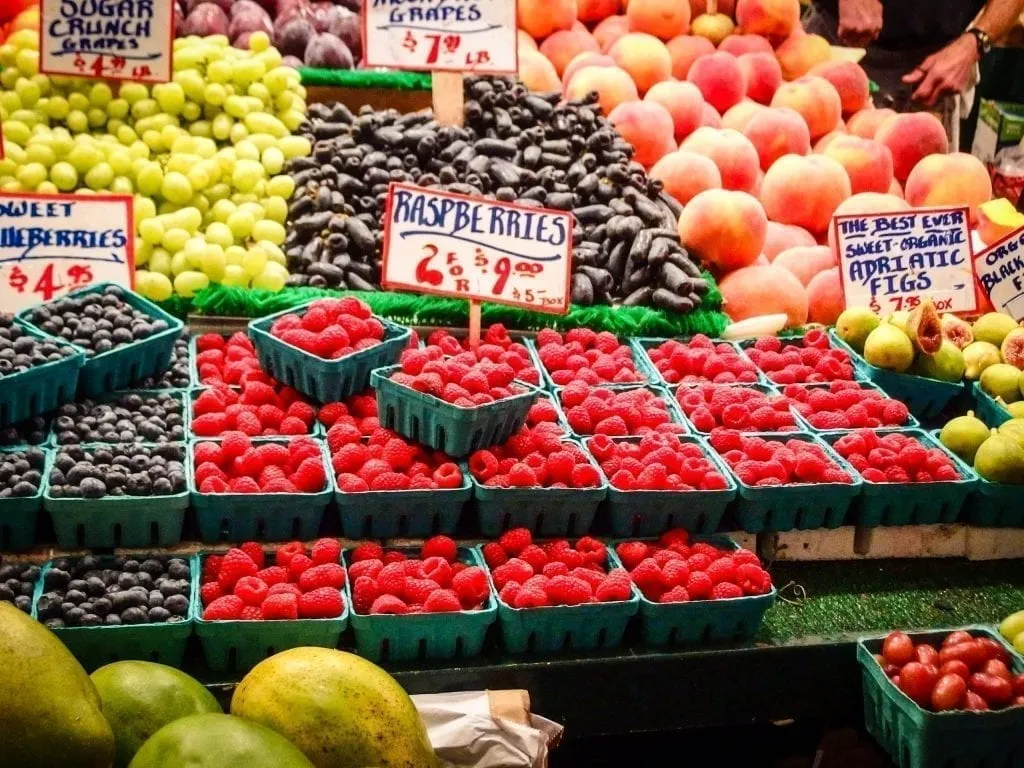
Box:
299 587 345 618
491 558 534 590
290 456 326 493
267 583 303 600
570 463 601 488
711 582 745 600
383 550 408 564
191 413 228 437
482 542 508 568
595 569 633 602
630 558 665 600
299 563 346 591
337 473 369 492
686 571 713 599
469 450 499 481
310 538 341 566
518 544 548 572
498 527 533 556
255 566 289 586
260 592 300 620
273 541 303 568
934 464 960 481
370 472 412 491
512 585 549 608
732 549 760 567
381 438 414 470
659 586 691 603
433 462 463 489
203 595 244 620
423 589 463 613
200 581 223 606
705 556 736 585
352 576 381 614
217 549 258 591
348 559 383 581
233 576 269 606
422 535 458 563
317 402 348 428
452 566 490 608
370 594 409 614
545 575 593 606
615 541 651 571
736 563 773 595
287 554 313 581
327 422 363 452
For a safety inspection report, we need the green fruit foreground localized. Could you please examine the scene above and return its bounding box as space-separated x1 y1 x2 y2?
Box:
0 603 438 768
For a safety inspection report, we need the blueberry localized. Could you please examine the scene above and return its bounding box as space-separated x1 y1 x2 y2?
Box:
45 618 65 629
68 579 88 593
44 568 70 590
13 595 31 612
0 585 15 602
167 560 190 580
121 607 148 624
80 614 102 626
147 606 171 622
92 597 111 616
139 559 164 577
104 614 121 625
64 606 85 626
164 594 189 616
65 589 87 604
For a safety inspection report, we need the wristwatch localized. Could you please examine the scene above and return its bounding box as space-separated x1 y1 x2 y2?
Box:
967 27 992 56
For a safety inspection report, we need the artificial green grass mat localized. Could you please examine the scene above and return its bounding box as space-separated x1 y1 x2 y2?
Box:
760 558 1024 643
299 68 433 90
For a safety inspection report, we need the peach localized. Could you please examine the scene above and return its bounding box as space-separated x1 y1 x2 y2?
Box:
904 152 992 222
645 80 706 142
578 0 622 23
518 0 577 40
736 52 782 105
775 32 832 80
722 99 766 131
701 103 723 127
754 254 771 265
742 106 810 171
735 0 801 41
976 198 1024 246
812 130 846 152
764 221 816 259
809 60 870 116
666 35 716 79
681 126 761 193
627 0 691 40
609 100 678 167
650 149 722 204
593 15 631 51
690 0 736 15
677 188 768 271
691 13 735 46
562 52 616 87
822 135 893 195
889 178 904 198
875 111 949 183
719 34 774 57
540 29 601 77
611 32 674 94
518 30 538 51
773 245 836 285
760 153 852 234
518 50 562 92
687 51 746 114
719 264 809 327
807 267 844 324
827 192 910 252
565 65 640 114
846 108 896 139
770 75 841 140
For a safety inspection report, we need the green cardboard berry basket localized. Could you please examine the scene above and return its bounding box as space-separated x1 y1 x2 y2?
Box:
472 439 608 537
828 330 964 420
344 547 496 662
248 302 411 403
43 443 191 549
558 383 691 440
18 283 184 398
190 438 333 543
823 429 978 527
590 435 737 536
372 365 540 458
50 389 190 446
717 432 863 533
0 447 50 550
672 381 800 435
972 381 1013 427
621 535 777 646
33 554 196 670
487 547 639 654
526 336 652 390
0 321 84 427
193 549 348 673
187 387 321 438
787 379 921 433
631 337 770 388
857 626 1024 768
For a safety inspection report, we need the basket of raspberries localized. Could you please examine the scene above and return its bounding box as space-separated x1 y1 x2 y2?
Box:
190 381 319 437
248 297 411 403
372 346 541 458
481 528 638 654
467 425 607 537
827 429 978 527
424 325 542 387
196 540 348 673
345 537 496 662
615 531 775 646
191 332 263 387
783 380 917 432
530 328 646 387
586 433 737 537
557 381 689 438
739 331 857 385
634 335 763 386
675 383 798 434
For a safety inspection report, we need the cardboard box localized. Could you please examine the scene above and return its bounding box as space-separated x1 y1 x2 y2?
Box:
972 99 1024 168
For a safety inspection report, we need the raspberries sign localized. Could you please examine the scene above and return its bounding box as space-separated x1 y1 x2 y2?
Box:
270 298 385 360
482 528 634 608
201 540 346 621
643 335 760 385
192 382 317 437
349 537 490 614
616 530 772 602
676 384 797 433
832 430 961 484
330 427 464 492
317 389 380 436
425 325 541 386
587 434 730 492
744 331 856 384
194 433 328 494
785 382 912 431
392 346 532 407
194 332 264 386
559 382 687 437
533 328 644 386
709 430 854 486
468 425 602 488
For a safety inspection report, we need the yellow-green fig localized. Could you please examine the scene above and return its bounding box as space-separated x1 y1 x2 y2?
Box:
863 322 914 373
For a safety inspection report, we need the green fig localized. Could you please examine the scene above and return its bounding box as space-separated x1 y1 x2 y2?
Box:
974 432 1024 484
914 339 965 382
973 312 1019 347
998 419 1024 450
906 300 943 355
1006 401 1024 419
888 311 911 336
863 322 914 373
981 363 1023 403
962 341 1002 380
940 411 992 464
1001 327 1024 369
835 307 880 353
940 314 974 350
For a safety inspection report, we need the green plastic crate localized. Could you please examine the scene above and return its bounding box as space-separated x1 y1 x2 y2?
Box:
720 432 863 533
527 336 652 390
34 555 196 670
966 478 1024 527
0 321 84 427
857 626 1024 768
0 447 50 551
490 548 639 654
373 365 540 458
248 302 411 402
972 382 1012 427
559 383 691 439
344 547 496 662
43 443 190 549
593 435 737 536
190 438 333 542
630 336 769 387
193 549 348 673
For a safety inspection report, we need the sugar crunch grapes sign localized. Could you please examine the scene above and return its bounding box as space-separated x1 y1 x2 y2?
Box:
40 0 175 83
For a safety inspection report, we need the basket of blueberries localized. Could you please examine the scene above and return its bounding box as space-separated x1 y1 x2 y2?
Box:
33 553 195 669
50 391 187 445
0 446 48 550
0 558 40 614
0 314 84 427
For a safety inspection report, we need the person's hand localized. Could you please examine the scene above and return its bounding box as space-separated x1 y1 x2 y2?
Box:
903 34 980 106
837 0 883 46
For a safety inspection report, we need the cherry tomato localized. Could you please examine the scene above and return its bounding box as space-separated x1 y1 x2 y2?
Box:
915 644 940 666
965 691 989 711
982 659 1013 683
940 660 971 681
930 673 967 712
899 662 939 706
976 637 1010 665
939 641 988 671
885 663 901 679
943 630 975 648
883 631 916 666
969 673 1014 707
1013 673 1024 697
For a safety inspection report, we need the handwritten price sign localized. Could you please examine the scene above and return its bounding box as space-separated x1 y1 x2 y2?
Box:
974 225 1024 321
40 0 175 83
833 206 977 315
381 183 572 314
363 0 517 73
0 193 134 313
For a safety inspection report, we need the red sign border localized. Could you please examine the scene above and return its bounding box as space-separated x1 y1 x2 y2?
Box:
380 181 573 315
361 0 519 75
38 0 176 84
832 204 978 316
971 221 1024 318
